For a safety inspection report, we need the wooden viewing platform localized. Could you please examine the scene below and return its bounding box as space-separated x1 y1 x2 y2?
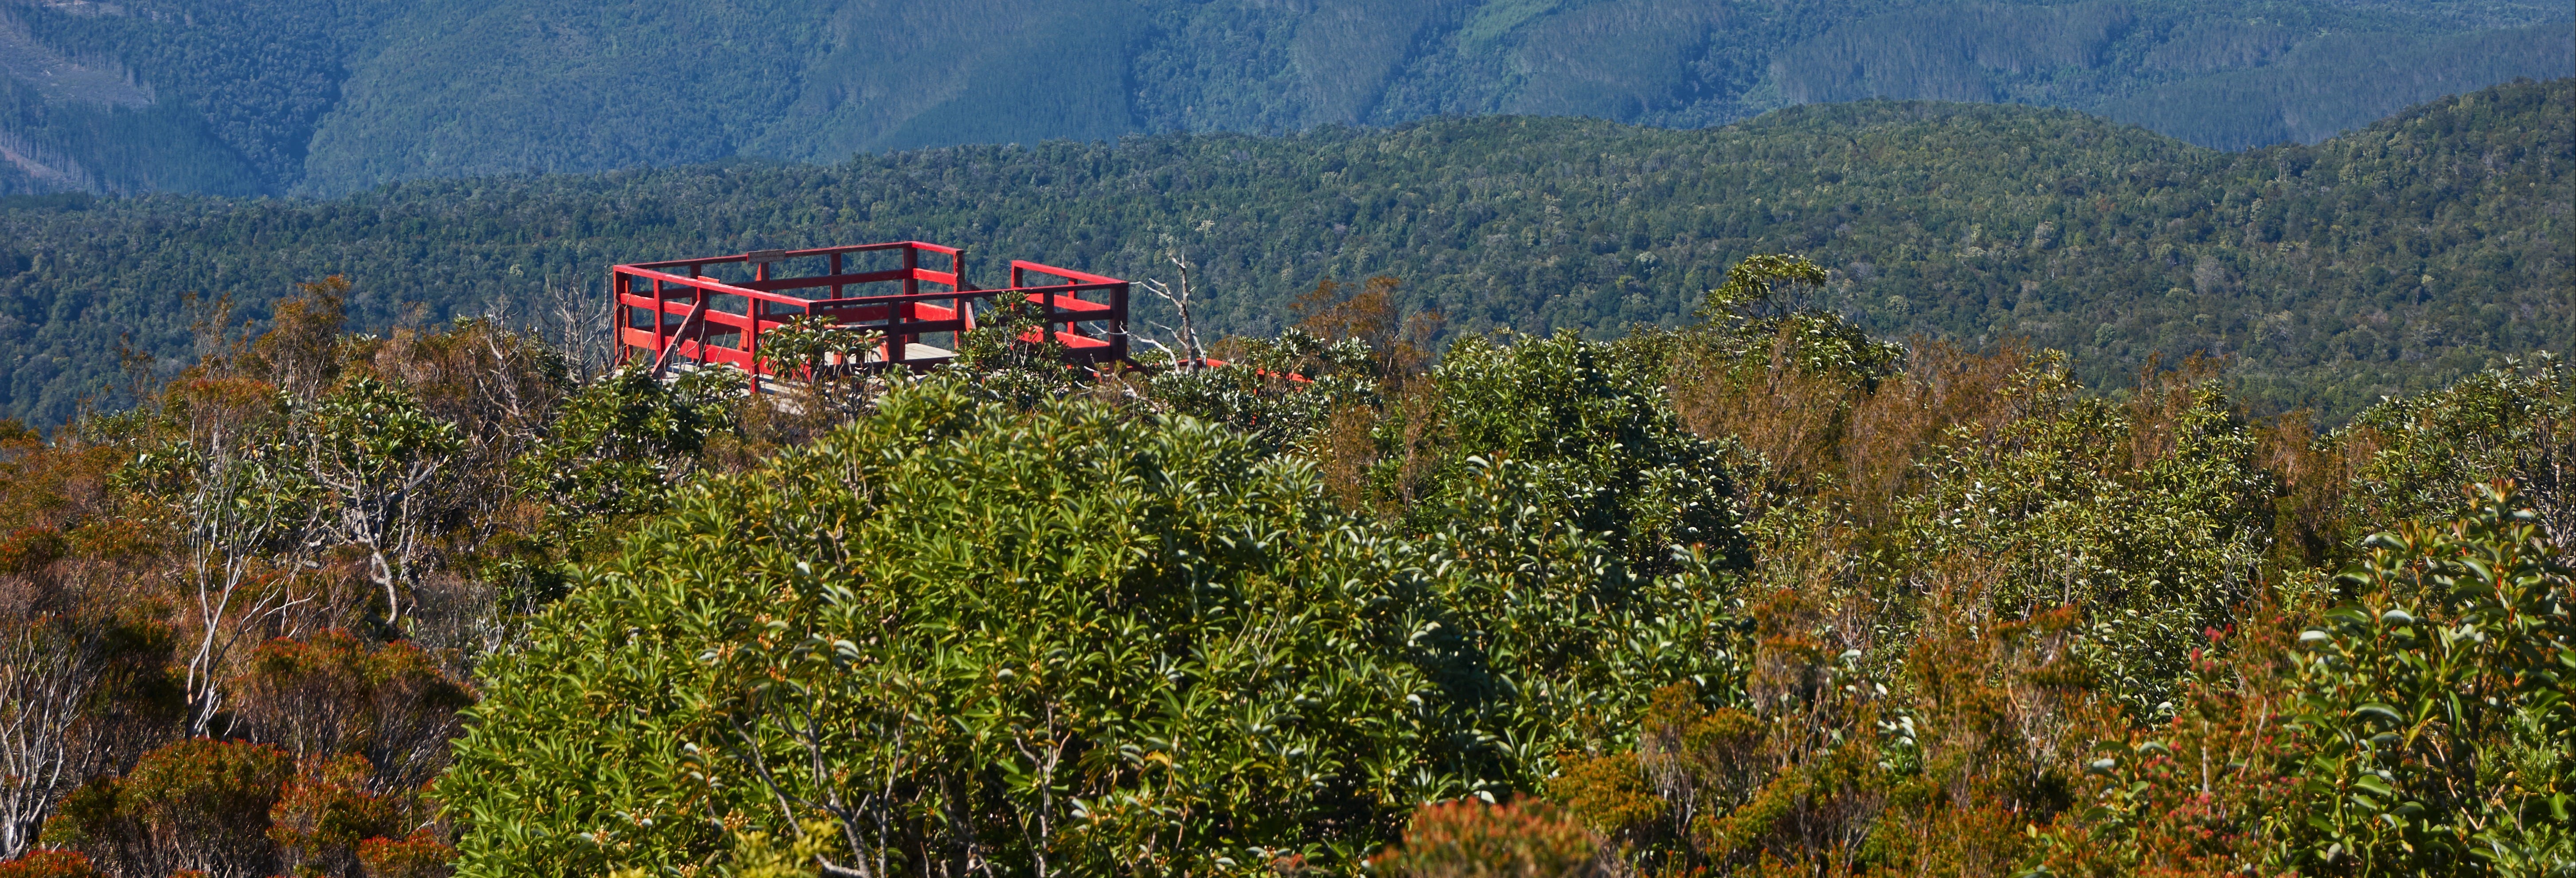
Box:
614 241 1130 388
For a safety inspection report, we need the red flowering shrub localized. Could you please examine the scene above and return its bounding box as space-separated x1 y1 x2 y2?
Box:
39 738 290 878
356 831 455 878
270 755 396 877
0 525 64 575
1370 798 1599 878
0 850 103 878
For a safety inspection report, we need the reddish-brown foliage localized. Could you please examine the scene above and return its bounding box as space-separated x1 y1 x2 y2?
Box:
230 630 473 791
0 850 102 878
1371 798 1601 878
356 831 454 878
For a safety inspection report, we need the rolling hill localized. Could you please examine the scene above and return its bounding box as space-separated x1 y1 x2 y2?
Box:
1 78 2565 427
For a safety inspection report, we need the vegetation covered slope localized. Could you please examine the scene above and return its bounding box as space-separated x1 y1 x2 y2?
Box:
0 256 2565 876
3 78 2567 427
0 0 2565 195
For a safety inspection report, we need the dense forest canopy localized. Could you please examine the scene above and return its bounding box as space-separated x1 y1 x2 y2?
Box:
3 78 2567 428
0 0 2566 196
0 248 2566 876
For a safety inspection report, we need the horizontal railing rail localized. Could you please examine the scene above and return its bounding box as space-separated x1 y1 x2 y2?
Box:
1009 260 1123 287
624 240 961 272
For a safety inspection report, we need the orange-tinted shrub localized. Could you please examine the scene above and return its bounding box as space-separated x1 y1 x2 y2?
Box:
270 755 396 878
1370 798 1600 878
1549 752 1664 852
0 526 65 576
0 851 103 878
356 831 455 878
230 630 473 790
40 738 291 878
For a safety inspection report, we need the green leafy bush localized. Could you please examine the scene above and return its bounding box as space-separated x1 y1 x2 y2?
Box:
512 366 736 538
1401 330 1750 576
443 374 1746 875
1890 356 2277 713
2043 483 2574 878
2266 484 2574 874
2338 355 2573 537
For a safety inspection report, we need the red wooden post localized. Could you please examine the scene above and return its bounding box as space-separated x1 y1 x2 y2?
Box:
1111 281 1130 362
747 255 769 388
952 248 968 352
617 269 633 366
745 290 760 393
898 246 919 366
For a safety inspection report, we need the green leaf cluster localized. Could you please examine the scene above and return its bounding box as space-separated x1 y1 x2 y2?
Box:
2271 485 2574 874
442 369 1749 875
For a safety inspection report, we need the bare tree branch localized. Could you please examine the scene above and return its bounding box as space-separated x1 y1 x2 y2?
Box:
0 617 105 858
1140 251 1205 369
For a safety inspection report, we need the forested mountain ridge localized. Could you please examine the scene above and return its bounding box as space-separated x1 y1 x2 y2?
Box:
0 0 2566 196
3 78 2567 428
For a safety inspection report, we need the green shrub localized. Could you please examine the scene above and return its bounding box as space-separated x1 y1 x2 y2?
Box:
1888 356 2275 714
2339 355 2573 539
2043 482 2575 878
1404 331 1750 576
443 374 1745 875
2266 483 2574 874
512 366 737 538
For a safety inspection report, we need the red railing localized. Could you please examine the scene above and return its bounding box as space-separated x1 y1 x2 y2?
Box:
612 241 1129 387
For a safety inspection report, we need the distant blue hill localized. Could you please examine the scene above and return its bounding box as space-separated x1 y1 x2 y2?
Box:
0 0 2567 196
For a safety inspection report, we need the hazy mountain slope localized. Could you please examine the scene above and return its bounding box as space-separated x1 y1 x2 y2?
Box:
2 78 2564 427
0 0 405 194
297 0 837 191
2098 20 2576 149
0 0 2565 195
738 0 1142 159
